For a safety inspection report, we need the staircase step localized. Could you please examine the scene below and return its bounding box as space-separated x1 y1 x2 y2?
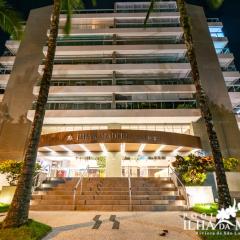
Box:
30 177 187 211
30 204 74 211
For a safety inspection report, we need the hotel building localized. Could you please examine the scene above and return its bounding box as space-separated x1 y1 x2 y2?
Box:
0 0 240 179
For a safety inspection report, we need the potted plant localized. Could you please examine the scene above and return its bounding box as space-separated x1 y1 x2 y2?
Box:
96 156 106 177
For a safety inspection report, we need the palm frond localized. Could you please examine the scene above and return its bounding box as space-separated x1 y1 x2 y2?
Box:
61 0 84 35
91 0 97 7
0 1 22 39
208 0 224 9
144 0 155 27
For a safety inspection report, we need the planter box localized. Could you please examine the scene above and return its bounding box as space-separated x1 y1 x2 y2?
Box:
0 186 16 204
185 186 214 207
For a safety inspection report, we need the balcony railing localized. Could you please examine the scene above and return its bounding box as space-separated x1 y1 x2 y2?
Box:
0 67 11 75
32 100 197 111
215 47 230 54
51 56 188 65
222 65 237 72
228 85 240 92
207 18 220 23
116 101 197 110
48 78 193 87
56 38 183 46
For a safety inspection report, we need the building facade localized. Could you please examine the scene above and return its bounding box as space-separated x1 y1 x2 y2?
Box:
0 1 240 178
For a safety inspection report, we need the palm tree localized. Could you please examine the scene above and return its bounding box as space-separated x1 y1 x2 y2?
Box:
0 0 22 39
3 0 96 228
145 0 232 214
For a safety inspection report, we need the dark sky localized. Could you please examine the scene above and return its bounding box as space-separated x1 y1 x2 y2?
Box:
1 0 240 69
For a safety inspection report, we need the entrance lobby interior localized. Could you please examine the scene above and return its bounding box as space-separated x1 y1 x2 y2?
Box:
37 129 202 178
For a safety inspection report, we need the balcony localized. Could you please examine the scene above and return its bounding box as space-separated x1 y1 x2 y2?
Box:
47 63 192 79
47 77 194 87
33 84 196 96
27 108 201 125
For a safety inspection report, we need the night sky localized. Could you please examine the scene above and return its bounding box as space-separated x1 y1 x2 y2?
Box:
0 0 240 69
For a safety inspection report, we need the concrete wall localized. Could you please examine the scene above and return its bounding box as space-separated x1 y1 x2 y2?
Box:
186 4 240 158
0 6 52 160
186 186 214 207
106 152 122 177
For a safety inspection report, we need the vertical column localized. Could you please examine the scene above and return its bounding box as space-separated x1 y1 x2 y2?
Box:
186 4 240 158
112 71 116 85
106 152 122 177
0 6 52 161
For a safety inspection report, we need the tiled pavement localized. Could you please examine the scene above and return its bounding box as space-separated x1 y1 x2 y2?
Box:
17 211 201 240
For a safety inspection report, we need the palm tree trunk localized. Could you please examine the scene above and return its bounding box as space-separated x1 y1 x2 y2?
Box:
176 0 232 212
3 0 61 228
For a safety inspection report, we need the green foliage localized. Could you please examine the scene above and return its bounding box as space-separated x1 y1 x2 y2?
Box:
208 0 224 9
223 157 239 171
96 156 106 177
173 155 240 185
173 154 213 185
182 170 206 185
0 160 41 186
0 219 51 240
0 0 22 39
61 0 97 35
0 203 10 213
192 203 219 216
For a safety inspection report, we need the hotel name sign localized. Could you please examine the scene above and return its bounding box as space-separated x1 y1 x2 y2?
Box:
39 129 201 149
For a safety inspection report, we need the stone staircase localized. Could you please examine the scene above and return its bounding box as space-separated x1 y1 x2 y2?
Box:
30 177 187 211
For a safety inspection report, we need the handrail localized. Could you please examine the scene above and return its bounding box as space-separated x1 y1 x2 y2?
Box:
168 165 190 209
73 166 89 210
32 172 47 192
127 166 132 211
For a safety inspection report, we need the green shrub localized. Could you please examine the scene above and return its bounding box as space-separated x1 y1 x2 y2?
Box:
0 160 41 186
0 203 10 213
172 154 212 185
173 154 240 185
223 157 239 171
182 170 207 185
96 156 106 177
192 203 218 216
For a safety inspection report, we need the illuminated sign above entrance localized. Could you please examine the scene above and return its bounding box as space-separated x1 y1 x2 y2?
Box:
39 129 202 149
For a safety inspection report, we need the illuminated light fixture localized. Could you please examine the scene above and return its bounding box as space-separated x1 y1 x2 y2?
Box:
79 144 90 152
120 143 125 156
79 144 91 156
60 145 73 152
155 144 166 154
44 147 55 152
172 146 183 155
138 144 146 154
100 143 108 155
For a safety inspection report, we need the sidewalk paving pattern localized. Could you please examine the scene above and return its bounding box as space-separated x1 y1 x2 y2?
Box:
9 211 201 240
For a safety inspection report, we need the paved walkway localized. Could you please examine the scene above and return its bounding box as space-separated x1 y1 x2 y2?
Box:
24 211 201 240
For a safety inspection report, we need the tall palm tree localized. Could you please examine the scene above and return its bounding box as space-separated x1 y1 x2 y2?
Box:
3 0 96 228
145 0 232 214
0 0 22 39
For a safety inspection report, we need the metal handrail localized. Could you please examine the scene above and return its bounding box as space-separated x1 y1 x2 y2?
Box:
127 166 132 211
32 172 47 192
73 166 89 210
168 165 190 209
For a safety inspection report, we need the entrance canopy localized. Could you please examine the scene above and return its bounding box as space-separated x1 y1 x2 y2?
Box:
38 129 202 153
